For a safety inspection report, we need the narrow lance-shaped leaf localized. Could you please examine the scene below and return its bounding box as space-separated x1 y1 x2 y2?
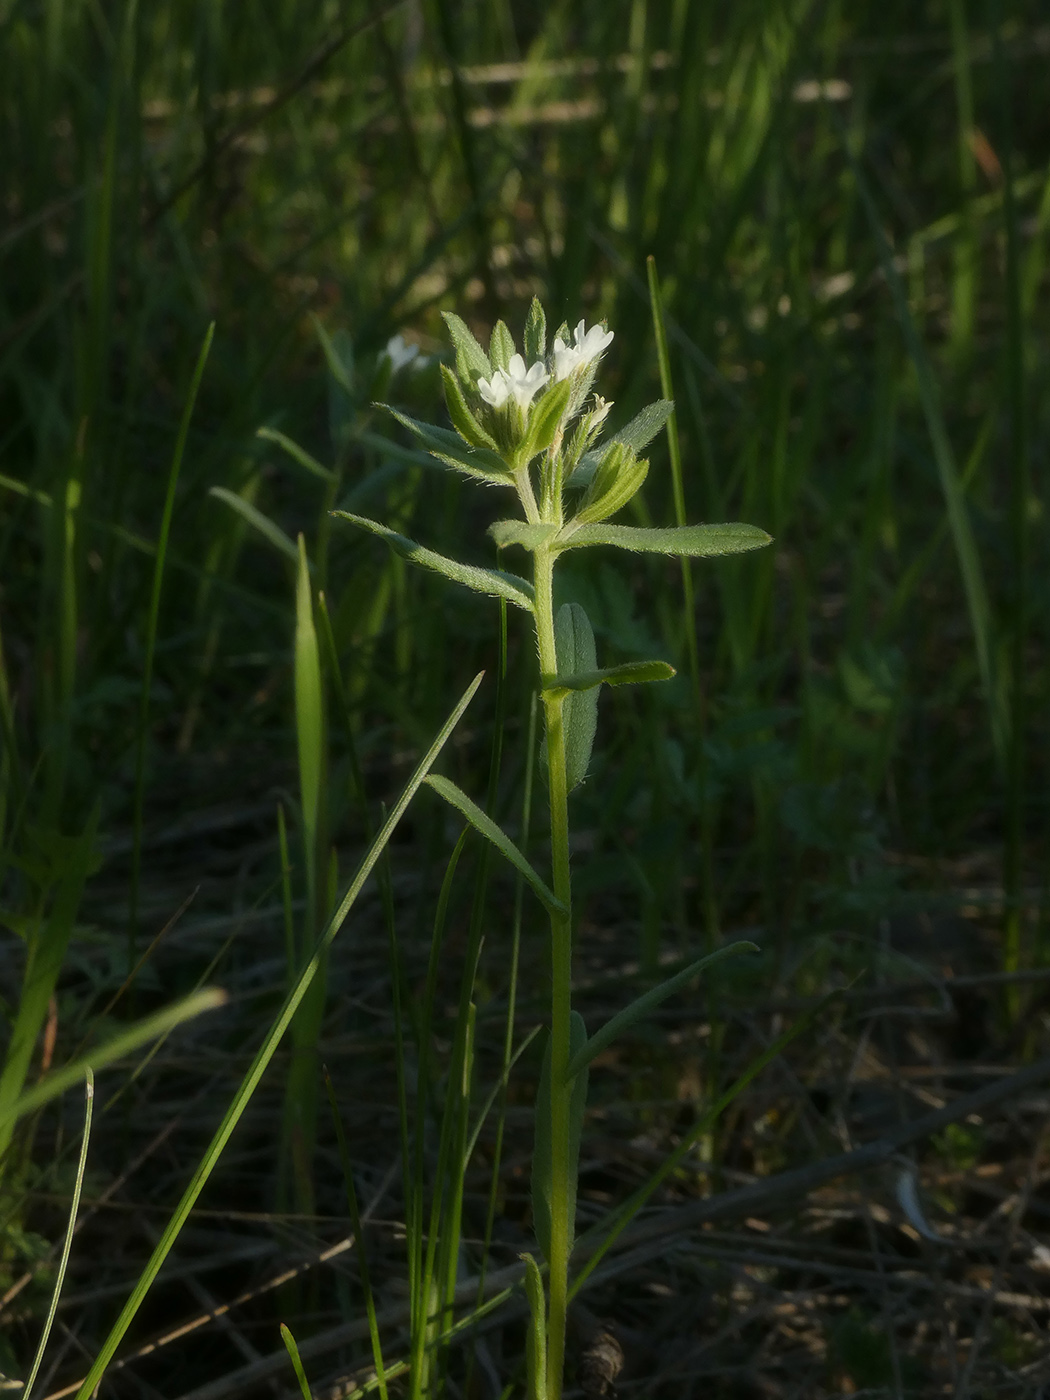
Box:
440 364 499 451
442 311 491 384
524 297 546 363
522 1253 548 1400
73 675 485 1400
257 426 335 483
209 487 299 564
556 602 598 792
517 377 574 464
573 399 675 486
532 1012 588 1263
547 659 676 697
424 775 564 916
614 398 675 453
380 405 512 485
294 534 323 880
576 444 650 524
489 319 515 373
311 313 354 396
565 942 758 1082
333 512 535 612
558 521 772 557
0 989 227 1133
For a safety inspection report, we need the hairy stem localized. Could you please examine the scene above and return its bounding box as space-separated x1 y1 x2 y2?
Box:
533 546 573 1400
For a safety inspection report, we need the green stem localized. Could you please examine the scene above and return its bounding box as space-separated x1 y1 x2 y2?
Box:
533 546 573 1400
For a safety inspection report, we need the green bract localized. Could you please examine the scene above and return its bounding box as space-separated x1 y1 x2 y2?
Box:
337 297 770 1400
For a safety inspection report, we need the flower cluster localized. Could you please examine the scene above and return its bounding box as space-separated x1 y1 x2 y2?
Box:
478 353 548 410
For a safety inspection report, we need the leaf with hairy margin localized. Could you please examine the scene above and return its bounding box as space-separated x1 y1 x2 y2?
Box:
558 521 771 556
380 405 512 484
424 775 564 914
334 512 534 611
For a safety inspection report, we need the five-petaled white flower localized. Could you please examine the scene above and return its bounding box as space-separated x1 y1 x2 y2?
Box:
383 333 420 373
478 353 549 411
552 320 614 381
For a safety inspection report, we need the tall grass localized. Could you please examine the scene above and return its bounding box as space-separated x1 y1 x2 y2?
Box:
1 0 1048 1393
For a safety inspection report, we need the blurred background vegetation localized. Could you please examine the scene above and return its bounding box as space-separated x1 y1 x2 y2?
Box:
2 0 1050 1394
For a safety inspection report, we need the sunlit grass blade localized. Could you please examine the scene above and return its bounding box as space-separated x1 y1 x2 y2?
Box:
323 1068 389 1400
280 1324 313 1400
0 990 225 1134
209 486 299 563
72 673 484 1400
0 806 100 1162
20 1070 93 1400
565 942 758 1080
840 114 1006 764
570 991 844 1296
128 322 215 963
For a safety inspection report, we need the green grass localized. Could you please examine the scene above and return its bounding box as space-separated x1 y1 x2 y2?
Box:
1 0 1049 1395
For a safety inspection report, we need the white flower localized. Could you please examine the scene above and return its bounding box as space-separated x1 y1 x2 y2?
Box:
383 333 420 374
478 353 549 411
552 319 615 381
589 395 613 428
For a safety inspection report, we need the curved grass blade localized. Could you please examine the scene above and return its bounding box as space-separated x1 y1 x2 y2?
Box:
209 486 299 564
335 511 534 612
570 989 844 1298
72 674 484 1400
424 775 564 916
257 426 335 484
0 989 226 1133
565 942 758 1082
21 1070 93 1400
280 1325 313 1400
838 112 1004 762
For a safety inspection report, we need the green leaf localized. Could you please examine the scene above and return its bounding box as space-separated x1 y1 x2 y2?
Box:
532 1012 588 1263
576 442 650 524
256 426 335 483
334 512 535 611
559 521 772 557
522 1254 548 1400
0 989 227 1134
209 487 299 564
72 675 484 1400
573 399 675 486
294 535 323 870
489 318 515 373
488 519 560 551
517 377 574 463
280 1325 314 1400
556 602 598 792
613 398 675 453
311 314 354 396
440 365 499 451
442 311 491 384
565 942 758 1082
424 775 564 915
524 297 547 363
380 404 512 485
548 660 675 696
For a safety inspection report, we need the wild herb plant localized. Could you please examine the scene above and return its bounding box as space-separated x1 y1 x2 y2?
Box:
336 299 769 1398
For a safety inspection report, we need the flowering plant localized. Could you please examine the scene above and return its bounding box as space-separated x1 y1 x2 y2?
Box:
336 299 769 1399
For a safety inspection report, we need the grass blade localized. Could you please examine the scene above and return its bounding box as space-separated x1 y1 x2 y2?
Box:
72 672 484 1400
21 1070 93 1400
